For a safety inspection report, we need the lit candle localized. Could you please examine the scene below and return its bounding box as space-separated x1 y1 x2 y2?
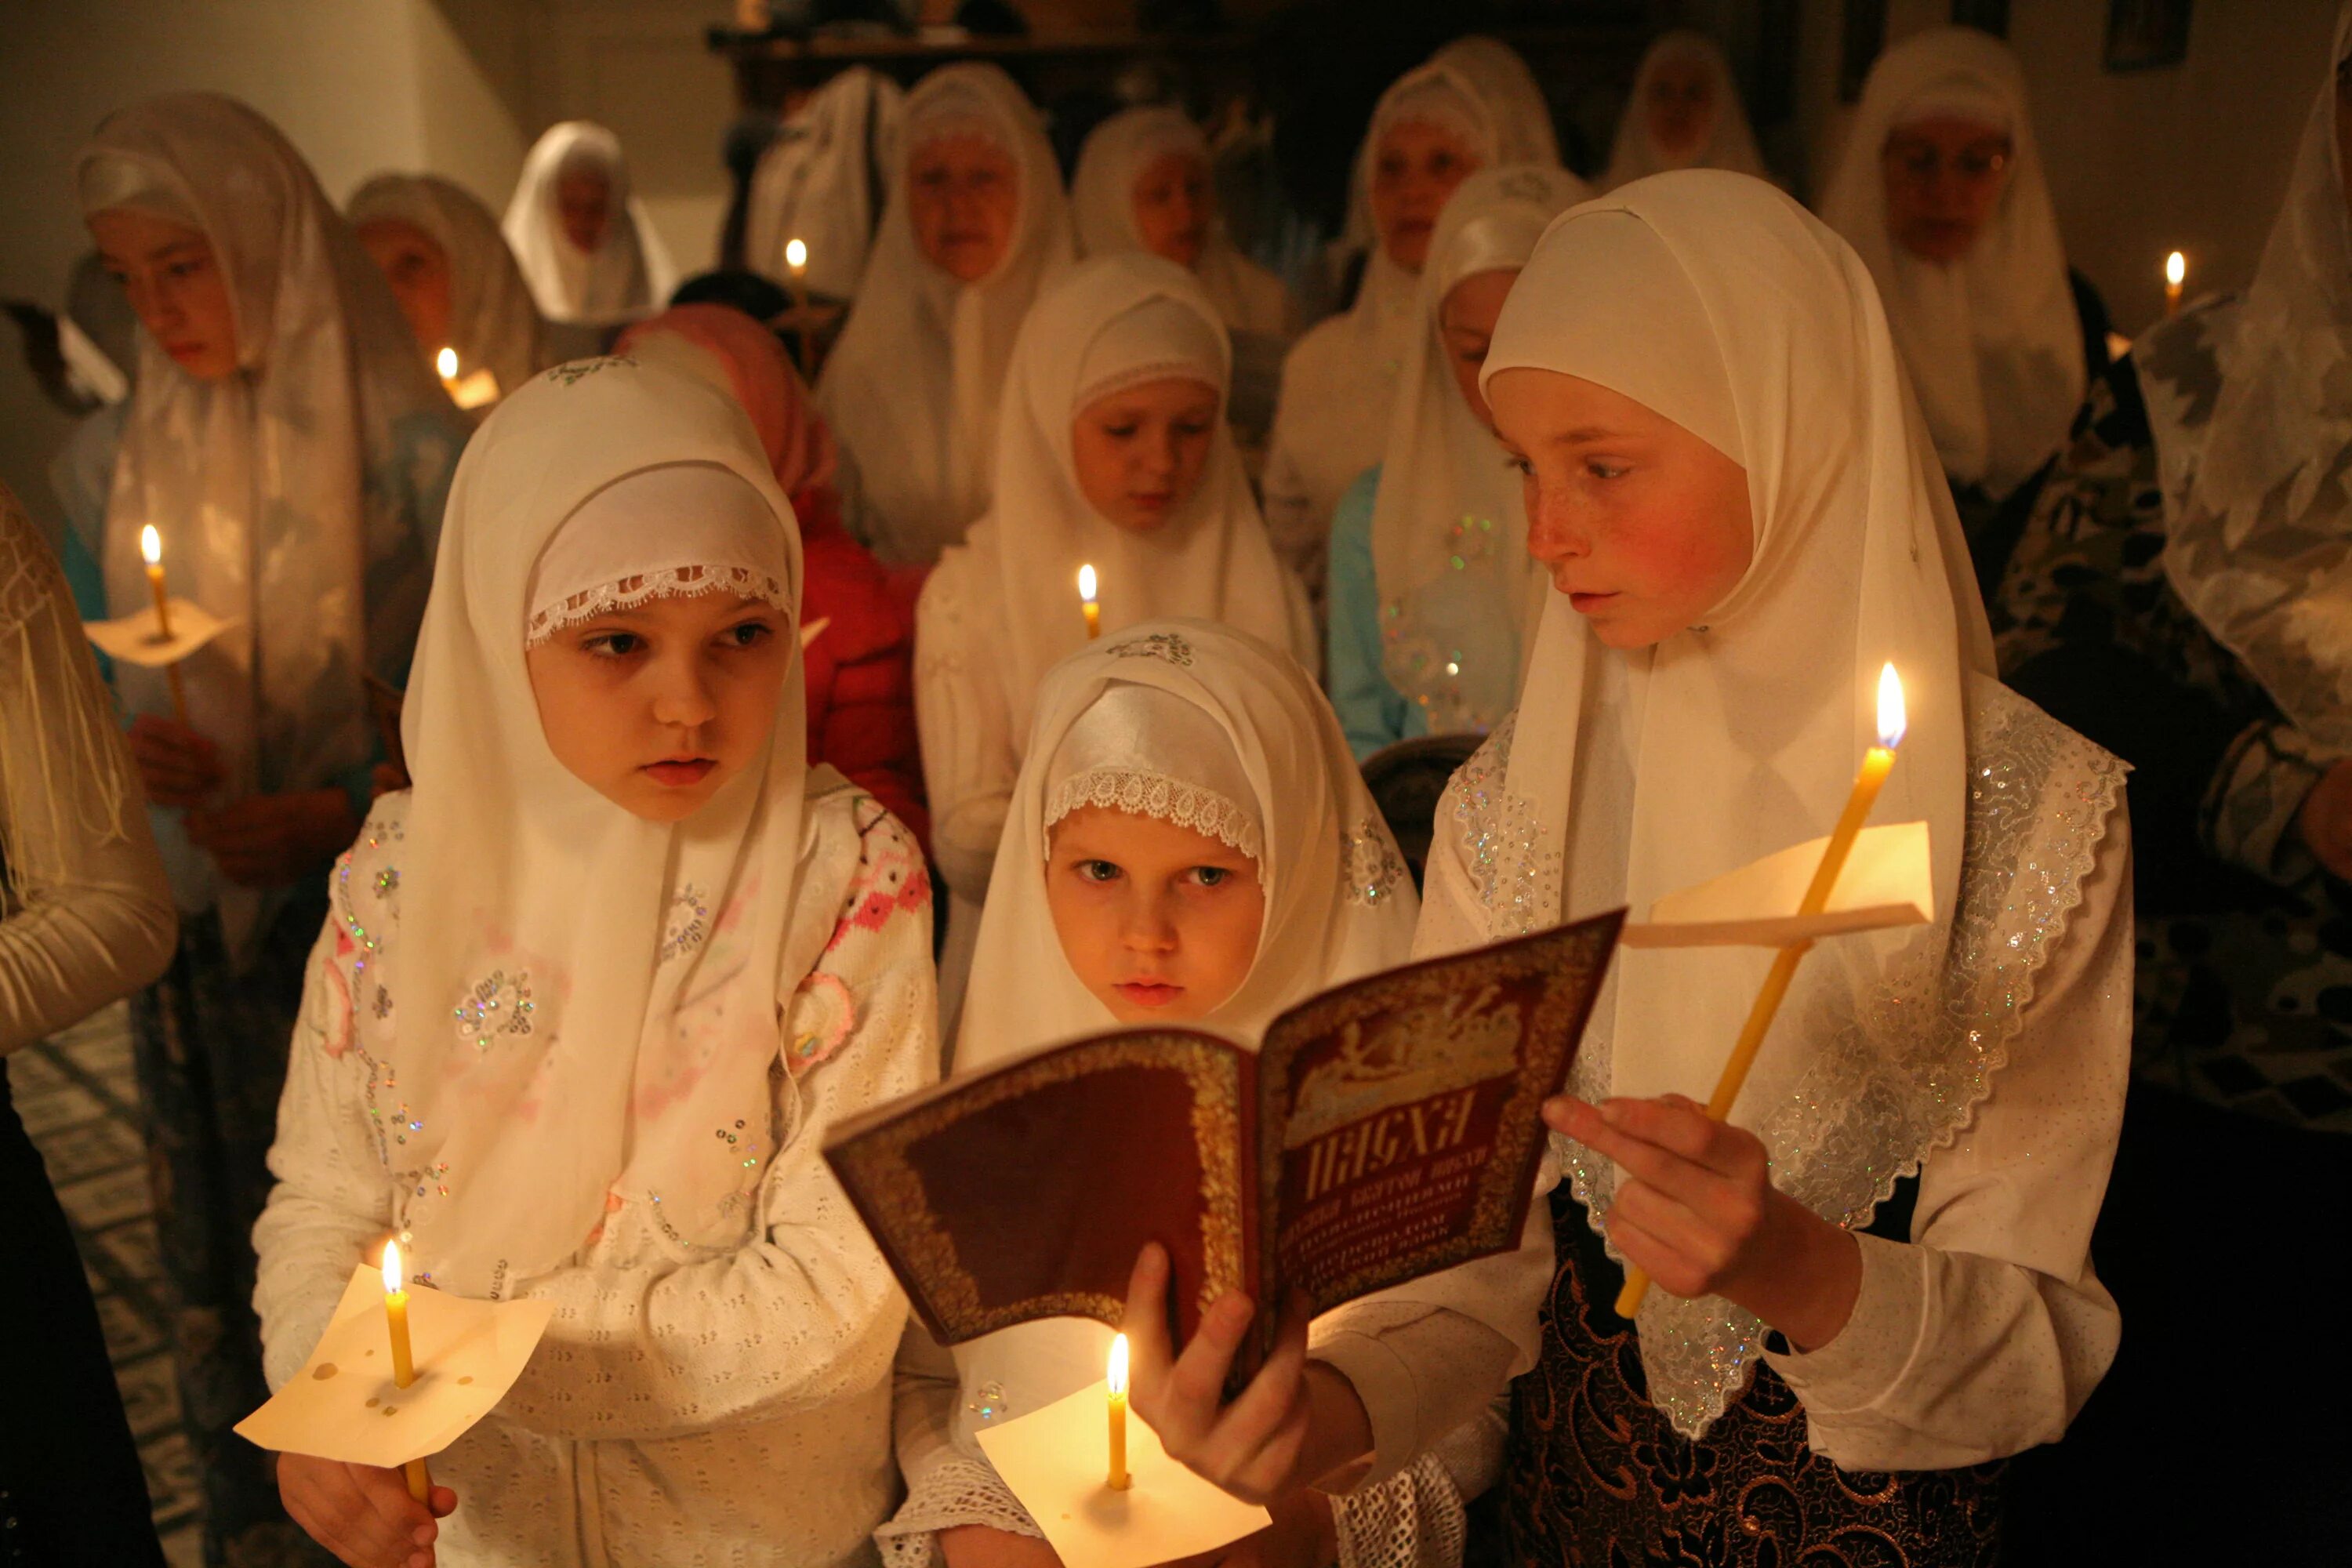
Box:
140 524 191 725
2165 251 2185 318
1615 665 1906 1320
383 1241 433 1503
783 238 815 374
437 346 461 395
1105 1332 1131 1492
1079 564 1102 641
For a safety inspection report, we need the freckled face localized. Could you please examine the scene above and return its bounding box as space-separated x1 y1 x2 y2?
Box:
1045 805 1265 1023
1489 366 1753 648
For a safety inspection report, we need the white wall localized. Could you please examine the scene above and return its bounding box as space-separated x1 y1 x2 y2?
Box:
1795 0 2340 332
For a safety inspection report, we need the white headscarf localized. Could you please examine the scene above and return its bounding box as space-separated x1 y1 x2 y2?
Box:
501 122 678 325
1369 163 1589 732
1070 105 1291 339
745 65 905 300
380 354 811 1300
1429 36 1563 169
1819 27 2084 498
1480 170 1991 1428
1601 31 1770 190
2148 2 2352 751
349 171 548 397
816 64 1075 568
937 254 1311 741
947 618 1419 1428
76 93 469 956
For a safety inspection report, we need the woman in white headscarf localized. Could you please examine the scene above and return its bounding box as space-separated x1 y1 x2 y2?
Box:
1327 163 1589 758
818 63 1075 568
1131 170 2132 1566
1820 27 2109 587
350 171 550 404
883 619 1523 1568
502 121 678 325
1988 8 2352 1554
745 64 905 299
916 254 1309 1020
1601 31 1770 190
254 355 936 1567
77 91 471 1563
1261 59 1529 606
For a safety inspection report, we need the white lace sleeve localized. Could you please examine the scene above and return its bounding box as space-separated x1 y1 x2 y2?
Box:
873 1325 1044 1568
1329 1398 1508 1568
915 554 1018 901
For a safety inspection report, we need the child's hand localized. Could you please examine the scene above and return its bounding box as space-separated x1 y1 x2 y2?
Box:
277 1452 454 1568
127 713 224 806
938 1525 1064 1567
1543 1093 1862 1350
1119 1244 1371 1508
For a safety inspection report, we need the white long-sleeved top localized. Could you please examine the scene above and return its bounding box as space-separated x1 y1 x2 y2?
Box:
253 784 938 1567
0 517 174 1053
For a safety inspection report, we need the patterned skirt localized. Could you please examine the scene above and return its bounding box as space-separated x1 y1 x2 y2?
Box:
1500 1185 2005 1568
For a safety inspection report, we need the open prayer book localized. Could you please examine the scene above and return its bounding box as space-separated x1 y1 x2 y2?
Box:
825 820 1932 1382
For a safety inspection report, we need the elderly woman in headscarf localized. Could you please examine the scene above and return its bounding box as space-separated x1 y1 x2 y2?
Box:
350 171 551 406
1988 9 2352 1557
817 63 1074 568
1820 26 2113 592
502 120 678 325
1601 31 1770 190
76 90 470 1562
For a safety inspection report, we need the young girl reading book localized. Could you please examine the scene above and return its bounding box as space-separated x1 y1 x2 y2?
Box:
880 619 1512 1568
1121 172 2132 1567
252 356 936 1568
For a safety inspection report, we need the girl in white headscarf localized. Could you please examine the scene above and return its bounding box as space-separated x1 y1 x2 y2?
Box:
1988 8 2352 1552
1601 31 1771 190
1127 171 2132 1566
1820 27 2103 576
818 63 1075 568
77 91 472 1563
916 254 1310 1021
884 619 1519 1568
502 121 679 325
1327 163 1589 758
350 171 550 403
254 355 936 1568
1261 60 1523 605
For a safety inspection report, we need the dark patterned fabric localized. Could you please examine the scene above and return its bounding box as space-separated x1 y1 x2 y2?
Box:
1501 1185 2004 1568
131 902 336 1568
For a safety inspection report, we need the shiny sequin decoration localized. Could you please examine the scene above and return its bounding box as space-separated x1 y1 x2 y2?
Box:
661 884 710 964
967 1380 1010 1424
1340 816 1406 906
1450 717 1560 937
452 969 536 1051
1105 630 1194 666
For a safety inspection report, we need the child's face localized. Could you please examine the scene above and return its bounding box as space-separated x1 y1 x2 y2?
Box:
88 207 239 381
1490 366 1753 649
1045 805 1265 1024
1070 376 1222 534
1131 151 1211 270
525 590 789 822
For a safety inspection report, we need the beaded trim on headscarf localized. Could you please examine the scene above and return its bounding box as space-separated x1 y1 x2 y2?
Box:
523 564 792 646
1044 766 1266 870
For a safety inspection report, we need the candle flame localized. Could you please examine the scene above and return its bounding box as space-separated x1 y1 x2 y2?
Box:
785 238 808 270
437 347 459 379
383 1238 405 1296
1106 1333 1128 1396
1078 563 1098 604
1876 662 1907 751
2165 251 2185 287
140 524 162 566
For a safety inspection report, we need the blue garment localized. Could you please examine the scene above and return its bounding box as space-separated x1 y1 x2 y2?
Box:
1326 466 1428 760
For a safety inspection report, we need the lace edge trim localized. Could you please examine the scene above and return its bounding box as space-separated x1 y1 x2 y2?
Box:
1043 766 1266 869
524 564 792 645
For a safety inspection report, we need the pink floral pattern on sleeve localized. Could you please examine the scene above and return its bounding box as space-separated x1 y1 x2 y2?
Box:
786 797 933 1078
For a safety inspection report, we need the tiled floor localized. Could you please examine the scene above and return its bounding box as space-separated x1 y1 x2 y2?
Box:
16 1001 205 1566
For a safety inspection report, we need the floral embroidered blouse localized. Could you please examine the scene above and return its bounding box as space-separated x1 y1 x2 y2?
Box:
252 778 938 1568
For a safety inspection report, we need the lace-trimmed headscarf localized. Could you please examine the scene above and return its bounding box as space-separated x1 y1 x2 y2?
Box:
1601 31 1770 191
1369 163 1589 733
816 63 1075 566
2143 1 2352 752
380 356 811 1300
1043 682 1265 871
938 251 1312 746
1819 27 2085 498
1480 170 1992 1433
348 171 548 398
501 122 678 325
